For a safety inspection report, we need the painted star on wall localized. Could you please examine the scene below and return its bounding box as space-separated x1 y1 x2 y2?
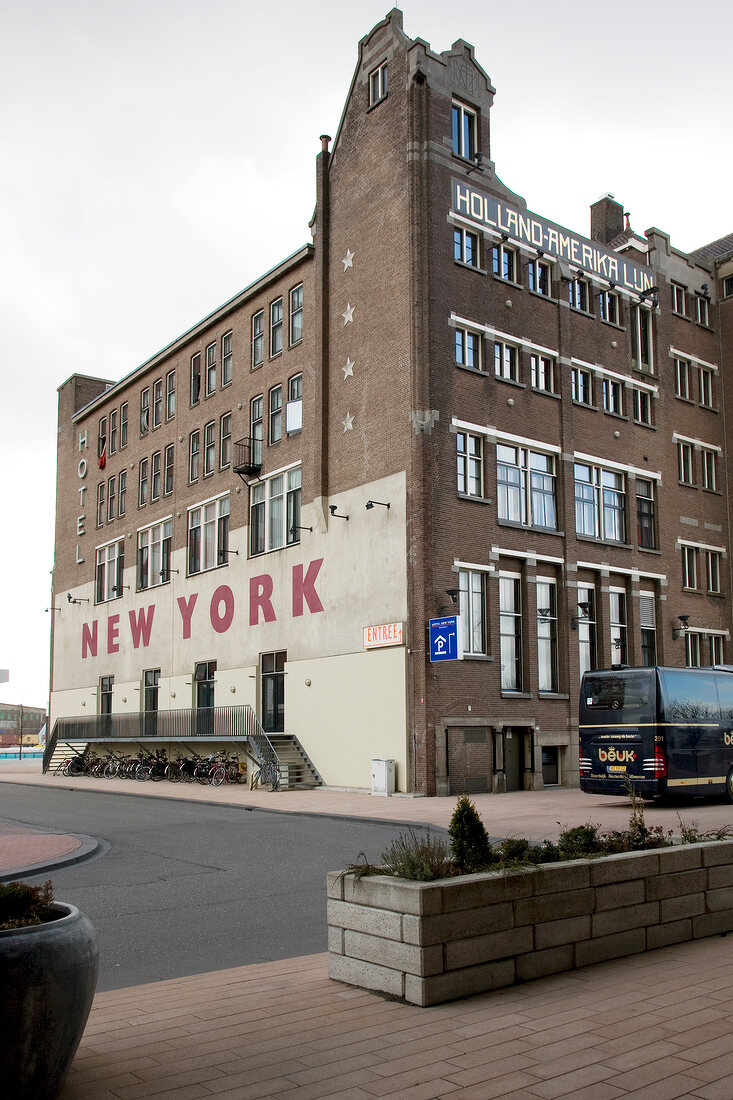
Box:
342 357 355 379
342 248 355 270
342 411 354 433
342 303 354 325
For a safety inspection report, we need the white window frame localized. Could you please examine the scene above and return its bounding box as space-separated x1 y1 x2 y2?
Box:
165 370 176 419
530 353 555 394
286 374 302 434
675 357 691 399
682 545 698 589
188 494 230 576
221 332 233 387
568 277 589 312
164 443 174 496
677 441 694 485
150 450 161 501
220 413 232 470
493 242 517 283
454 226 479 267
190 353 201 405
702 449 717 491
528 259 551 296
706 550 721 594
695 295 709 326
494 340 519 382
252 310 264 368
630 304 653 372
249 466 301 556
574 462 626 543
537 578 558 693
632 388 652 426
699 366 714 408
189 430 200 484
457 431 483 497
289 284 303 345
571 366 592 405
455 327 481 370
205 342 216 396
270 298 283 357
499 572 522 691
369 61 388 105
152 379 162 429
602 377 623 415
451 99 476 160
138 519 173 590
497 443 557 530
599 289 619 324
459 569 486 656
204 421 216 477
95 539 124 604
609 587 628 664
672 283 687 315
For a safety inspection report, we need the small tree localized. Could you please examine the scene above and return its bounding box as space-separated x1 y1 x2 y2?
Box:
449 795 493 871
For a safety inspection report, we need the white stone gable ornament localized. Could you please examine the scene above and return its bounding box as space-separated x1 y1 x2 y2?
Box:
342 411 354 432
342 357 355 379
342 249 355 271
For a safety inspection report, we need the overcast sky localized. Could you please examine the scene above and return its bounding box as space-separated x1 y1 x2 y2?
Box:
1 0 731 709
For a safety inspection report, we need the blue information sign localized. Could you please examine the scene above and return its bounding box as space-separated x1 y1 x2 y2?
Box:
429 616 460 662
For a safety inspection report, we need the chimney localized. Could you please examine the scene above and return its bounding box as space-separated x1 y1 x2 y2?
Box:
590 194 625 245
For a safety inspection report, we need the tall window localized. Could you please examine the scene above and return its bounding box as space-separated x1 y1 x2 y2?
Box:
455 327 480 369
98 417 107 462
189 430 200 483
100 676 114 716
166 370 176 419
138 520 172 590
574 462 625 542
494 341 518 382
250 469 301 555
632 388 652 426
537 580 558 693
530 354 555 393
672 283 687 315
699 367 714 408
451 100 476 160
152 379 162 428
140 388 150 434
497 444 556 529
702 449 717 491
107 476 116 522
571 367 592 405
695 295 709 326
640 591 657 667
602 378 623 415
369 61 387 105
499 574 522 691
685 632 701 668
251 396 264 465
270 298 283 356
188 495 230 575
220 413 232 469
459 569 486 656
118 470 127 516
269 385 282 444
568 277 589 312
221 332 232 386
577 585 597 678
630 305 653 372
286 374 303 433
289 285 303 344
677 441 693 484
455 227 479 267
528 259 550 296
150 451 161 500
710 635 724 665
636 478 656 549
120 402 128 448
95 540 124 603
609 589 627 664
599 290 619 324
109 409 117 454
682 545 697 589
164 444 174 495
252 310 264 368
457 432 483 497
492 243 516 282
204 421 216 476
138 458 149 506
706 550 721 594
96 482 105 527
675 357 691 399
191 353 201 404
205 343 216 396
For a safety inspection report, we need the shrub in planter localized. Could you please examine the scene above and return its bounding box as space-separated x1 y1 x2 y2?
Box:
449 795 494 871
0 880 98 1100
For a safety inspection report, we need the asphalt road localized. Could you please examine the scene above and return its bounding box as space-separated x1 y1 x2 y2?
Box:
1 784 417 992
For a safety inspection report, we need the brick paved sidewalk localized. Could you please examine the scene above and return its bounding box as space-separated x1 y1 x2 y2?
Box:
0 818 81 878
62 938 733 1100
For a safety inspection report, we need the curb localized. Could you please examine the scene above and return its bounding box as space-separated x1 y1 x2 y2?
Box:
0 826 104 883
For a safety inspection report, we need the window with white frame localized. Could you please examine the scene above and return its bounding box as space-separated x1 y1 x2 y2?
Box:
139 457 149 506
269 385 282 444
95 540 124 603
499 573 522 691
140 387 150 434
251 396 263 464
205 343 216 396
640 590 657 667
630 305 653 372
107 476 116 523
571 366 592 405
286 374 302 433
189 430 200 483
191 353 201 405
725 275 733 299
695 295 709 326
220 413 232 469
455 327 481 370
599 289 619 324
577 584 597 678
289 284 303 345
698 366 714 408
451 100 476 160
497 444 556 529
98 416 107 462
494 340 519 382
96 482 105 528
109 409 117 454
602 377 623 415
568 277 589 312
153 379 162 428
677 441 694 484
610 588 628 664
456 432 483 497
685 632 701 668
164 444 174 495
528 259 551 296
636 478 656 549
166 370 175 419
151 450 161 501
530 354 555 393
369 61 387 105
204 421 216 476
672 283 687 315
188 495 230 575
138 520 172 590
252 310 264 368
454 227 479 267
682 545 698 589
249 468 301 555
706 550 722 594
459 569 486 656
120 402 128 447
492 243 516 282
574 462 625 542
537 580 558 693
710 635 724 664
118 470 127 516
222 332 233 386
270 298 283 356
632 388 652 426
675 357 691 399
702 449 717 491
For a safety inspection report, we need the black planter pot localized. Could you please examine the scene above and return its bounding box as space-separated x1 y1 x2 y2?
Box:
0 903 98 1100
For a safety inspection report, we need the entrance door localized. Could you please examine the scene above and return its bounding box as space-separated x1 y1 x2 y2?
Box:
143 669 160 737
195 661 216 737
504 728 524 792
261 652 286 733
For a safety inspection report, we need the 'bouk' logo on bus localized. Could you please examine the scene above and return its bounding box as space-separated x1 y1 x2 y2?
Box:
599 747 637 763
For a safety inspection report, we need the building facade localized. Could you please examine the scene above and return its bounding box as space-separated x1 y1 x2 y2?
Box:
50 10 733 795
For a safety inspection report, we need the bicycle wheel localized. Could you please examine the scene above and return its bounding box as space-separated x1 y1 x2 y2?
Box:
103 761 118 779
210 766 225 787
136 765 152 781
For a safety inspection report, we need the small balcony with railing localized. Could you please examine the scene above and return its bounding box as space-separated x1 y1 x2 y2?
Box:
233 438 263 479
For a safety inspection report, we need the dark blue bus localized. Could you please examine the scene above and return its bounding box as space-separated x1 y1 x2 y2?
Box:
579 665 733 801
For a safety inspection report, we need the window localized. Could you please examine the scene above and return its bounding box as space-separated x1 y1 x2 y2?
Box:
494 340 518 382
140 388 150 435
706 550 721 594
164 443 174 495
602 377 623 415
610 589 627 664
269 385 282 444
270 298 283 356
96 482 105 527
632 388 652 426
289 284 303 345
286 374 303 433
630 305 653 372
151 451 161 500
455 327 481 370
252 310 264 368
189 430 200 483
109 409 117 454
636 478 656 549
250 468 301 554
675 357 691 399
188 495 230 575
153 379 162 429
95 540 124 603
451 100 476 160
599 290 619 324
574 462 625 542
577 585 597 678
98 417 107 462
459 569 486 655
205 343 216 396
724 275 733 298
640 591 657 667
107 476 116 522
685 632 701 668
530 354 555 393
220 413 232 469
100 676 113 716
165 370 175 419
251 396 264 464
695 294 709 326
369 60 387 105
711 635 724 664
677 441 693 485
138 520 172 590
702 449 717 491
138 457 149 506
454 227 479 267
120 402 128 448
499 574 522 691
537 580 558 693
457 432 483 497
682 545 698 589
191 353 201 405
695 367 714 411
204 421 216 476
497 444 556 529
672 283 687 315
571 366 592 405
221 332 232 387
492 243 516 282
528 259 550 296
568 277 589 312
118 470 127 516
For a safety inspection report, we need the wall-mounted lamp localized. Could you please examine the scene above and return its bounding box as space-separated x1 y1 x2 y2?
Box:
112 585 130 595
329 504 349 520
571 602 591 631
639 285 659 308
536 248 545 257
365 500 390 510
537 607 552 624
67 593 89 605
673 614 691 641
45 606 60 613
160 569 179 581
465 150 484 176
701 283 709 296
293 525 313 533
446 588 459 605
221 549 239 557
501 231 509 241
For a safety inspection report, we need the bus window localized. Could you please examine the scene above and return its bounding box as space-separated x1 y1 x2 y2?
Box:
716 673 733 720
658 669 720 723
582 672 653 714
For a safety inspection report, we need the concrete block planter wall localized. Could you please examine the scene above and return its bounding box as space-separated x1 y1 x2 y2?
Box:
327 840 733 1006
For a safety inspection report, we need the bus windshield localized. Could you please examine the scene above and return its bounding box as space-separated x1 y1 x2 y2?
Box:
581 670 654 718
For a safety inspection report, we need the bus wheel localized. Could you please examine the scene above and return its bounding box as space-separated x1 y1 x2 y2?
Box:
725 770 733 804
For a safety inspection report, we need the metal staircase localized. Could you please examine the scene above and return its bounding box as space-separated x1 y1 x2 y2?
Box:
267 733 323 789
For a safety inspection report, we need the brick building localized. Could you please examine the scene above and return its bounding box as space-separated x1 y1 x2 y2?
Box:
49 10 733 795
